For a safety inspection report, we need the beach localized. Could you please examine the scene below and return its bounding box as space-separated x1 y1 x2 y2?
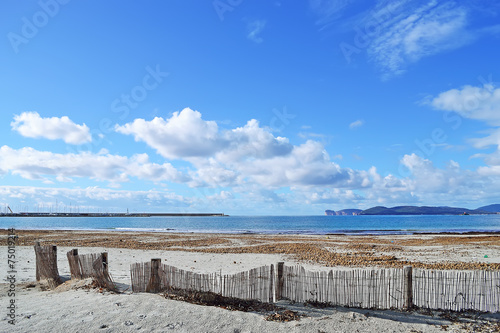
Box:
1 230 500 332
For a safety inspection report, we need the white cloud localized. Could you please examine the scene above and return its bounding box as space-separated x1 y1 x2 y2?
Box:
217 119 293 163
116 109 370 190
247 20 266 43
115 108 227 159
309 0 355 27
398 153 500 203
368 1 471 78
8 106 500 211
430 83 500 174
431 84 500 126
224 140 369 188
349 119 364 129
0 145 188 185
0 186 189 211
11 112 91 144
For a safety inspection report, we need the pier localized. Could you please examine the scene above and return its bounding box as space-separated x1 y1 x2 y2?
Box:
0 212 227 217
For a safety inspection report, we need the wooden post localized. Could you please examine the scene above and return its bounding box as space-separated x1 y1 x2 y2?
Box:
35 241 41 281
146 258 161 293
34 243 62 288
48 245 62 288
269 264 275 303
403 266 413 310
102 252 108 275
67 249 80 279
275 262 284 301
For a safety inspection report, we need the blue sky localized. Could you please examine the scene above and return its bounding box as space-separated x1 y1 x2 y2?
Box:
1 0 500 215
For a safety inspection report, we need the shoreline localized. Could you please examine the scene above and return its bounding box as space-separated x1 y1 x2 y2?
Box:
2 229 499 332
0 213 227 217
3 228 500 236
2 229 500 271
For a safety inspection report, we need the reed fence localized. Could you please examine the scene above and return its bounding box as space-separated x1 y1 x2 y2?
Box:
130 260 500 313
66 249 115 291
130 259 274 302
281 265 410 310
34 242 62 288
413 269 500 312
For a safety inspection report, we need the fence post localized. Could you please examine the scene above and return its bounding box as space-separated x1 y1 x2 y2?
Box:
102 252 109 275
146 258 161 293
269 264 275 303
67 249 80 279
403 266 413 310
35 241 41 281
34 242 62 288
275 262 284 301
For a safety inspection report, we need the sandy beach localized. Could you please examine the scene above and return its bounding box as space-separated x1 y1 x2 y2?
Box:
1 230 500 332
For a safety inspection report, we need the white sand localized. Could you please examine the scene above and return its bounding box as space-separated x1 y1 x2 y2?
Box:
1 245 497 332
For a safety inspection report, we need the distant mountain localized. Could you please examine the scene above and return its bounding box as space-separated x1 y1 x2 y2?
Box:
477 204 500 213
325 205 499 216
325 209 362 216
359 205 492 215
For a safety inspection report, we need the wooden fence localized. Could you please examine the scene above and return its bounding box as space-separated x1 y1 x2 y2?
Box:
281 265 411 310
66 249 115 291
33 244 115 291
131 260 500 313
34 242 62 288
413 269 500 313
130 259 274 302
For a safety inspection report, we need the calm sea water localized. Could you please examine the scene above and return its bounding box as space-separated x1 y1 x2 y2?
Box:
1 215 500 235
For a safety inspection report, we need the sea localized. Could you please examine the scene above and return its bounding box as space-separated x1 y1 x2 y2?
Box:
1 215 500 235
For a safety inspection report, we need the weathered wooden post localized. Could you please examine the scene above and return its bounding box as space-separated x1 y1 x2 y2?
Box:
269 264 275 303
34 242 62 288
91 252 115 291
146 258 161 293
35 241 41 281
66 249 80 279
275 262 284 301
403 266 413 310
102 252 109 275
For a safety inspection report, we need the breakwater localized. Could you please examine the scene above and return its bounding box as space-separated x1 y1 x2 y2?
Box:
0 213 227 217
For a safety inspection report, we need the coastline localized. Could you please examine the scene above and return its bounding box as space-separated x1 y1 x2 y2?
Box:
2 229 499 332
2 229 500 270
2 214 500 236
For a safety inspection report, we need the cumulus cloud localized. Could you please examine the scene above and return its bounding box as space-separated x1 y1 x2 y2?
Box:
0 145 188 185
430 83 500 175
11 112 91 144
397 153 500 204
431 84 500 126
116 108 370 190
115 108 227 159
216 119 293 163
